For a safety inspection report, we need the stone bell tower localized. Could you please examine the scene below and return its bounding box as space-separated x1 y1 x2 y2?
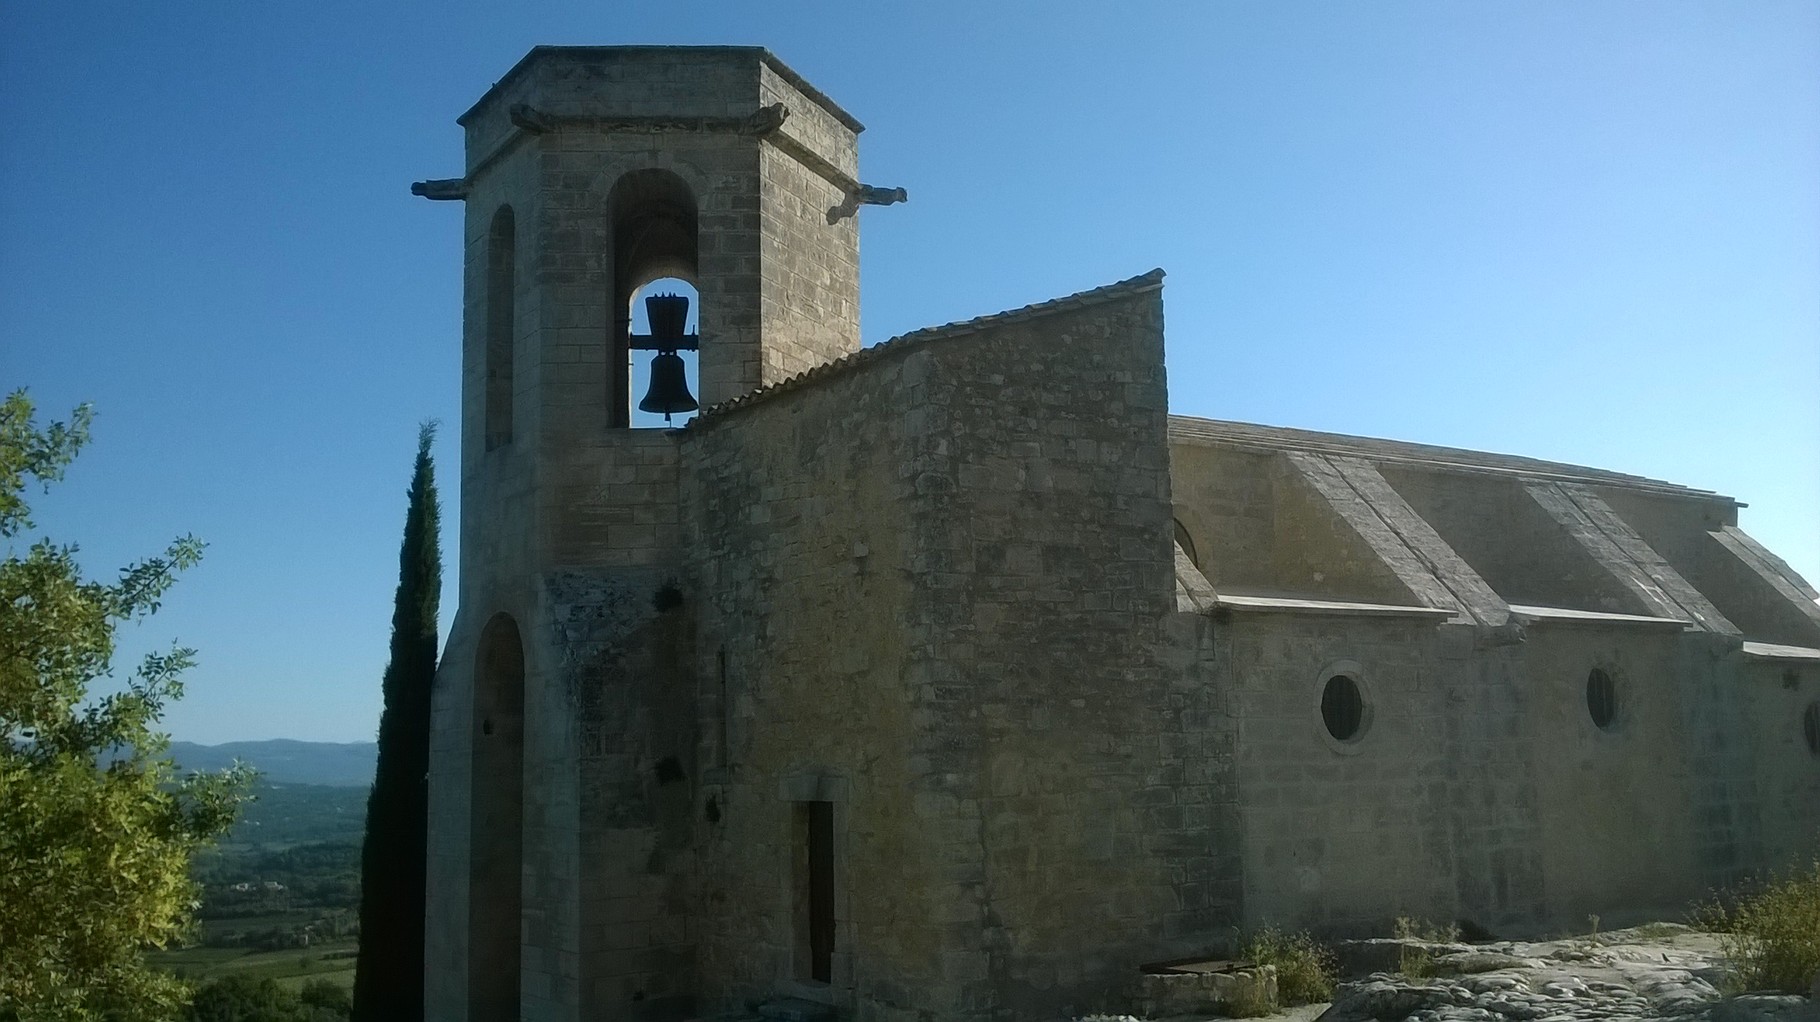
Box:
416 47 871 1021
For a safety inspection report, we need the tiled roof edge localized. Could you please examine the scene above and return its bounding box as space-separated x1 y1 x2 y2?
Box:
686 269 1165 428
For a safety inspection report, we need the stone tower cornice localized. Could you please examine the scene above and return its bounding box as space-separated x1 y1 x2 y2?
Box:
457 45 865 133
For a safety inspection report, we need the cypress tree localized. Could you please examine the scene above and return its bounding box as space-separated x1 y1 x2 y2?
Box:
354 422 441 1021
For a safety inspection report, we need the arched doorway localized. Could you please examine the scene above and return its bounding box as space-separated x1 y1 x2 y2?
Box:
468 613 524 1019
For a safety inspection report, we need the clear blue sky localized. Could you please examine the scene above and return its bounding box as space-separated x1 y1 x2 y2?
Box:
4 2 1815 744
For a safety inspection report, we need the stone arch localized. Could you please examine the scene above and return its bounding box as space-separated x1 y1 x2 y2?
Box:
607 168 700 427
1173 517 1201 570
468 612 524 1020
485 206 516 450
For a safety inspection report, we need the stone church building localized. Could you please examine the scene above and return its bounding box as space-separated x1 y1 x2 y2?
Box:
414 46 1820 1021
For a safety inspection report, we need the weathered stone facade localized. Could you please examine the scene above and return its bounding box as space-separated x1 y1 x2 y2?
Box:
419 46 1820 1022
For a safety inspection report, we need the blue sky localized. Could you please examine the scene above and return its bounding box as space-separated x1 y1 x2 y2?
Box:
3 2 1815 744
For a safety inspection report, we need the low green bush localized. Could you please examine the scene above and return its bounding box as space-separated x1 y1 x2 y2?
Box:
184 975 351 1022
1242 926 1336 1006
1714 860 1820 994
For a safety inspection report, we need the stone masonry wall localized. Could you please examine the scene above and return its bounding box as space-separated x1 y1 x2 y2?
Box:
675 279 1246 1021
757 62 861 384
1432 631 1550 935
427 131 548 1020
1215 532 1817 942
902 284 1242 1019
1266 456 1422 604
1168 445 1274 589
1227 614 1461 932
554 563 699 1020
1735 657 1820 869
1516 626 1705 922
680 337 935 1020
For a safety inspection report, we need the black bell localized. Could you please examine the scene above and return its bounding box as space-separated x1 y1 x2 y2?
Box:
639 351 698 420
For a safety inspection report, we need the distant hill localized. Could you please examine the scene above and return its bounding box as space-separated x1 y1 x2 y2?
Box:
171 740 377 788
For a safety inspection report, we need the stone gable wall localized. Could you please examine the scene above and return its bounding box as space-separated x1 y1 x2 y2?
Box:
680 337 937 1020
895 288 1242 1019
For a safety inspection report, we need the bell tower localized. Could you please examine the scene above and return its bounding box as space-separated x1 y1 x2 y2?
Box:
417 47 875 1021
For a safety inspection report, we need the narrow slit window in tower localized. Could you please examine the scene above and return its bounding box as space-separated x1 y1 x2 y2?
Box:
793 800 835 984
715 647 729 766
485 207 516 450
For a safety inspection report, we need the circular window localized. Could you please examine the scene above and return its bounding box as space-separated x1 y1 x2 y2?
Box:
1586 668 1617 731
1322 675 1365 742
1804 702 1819 757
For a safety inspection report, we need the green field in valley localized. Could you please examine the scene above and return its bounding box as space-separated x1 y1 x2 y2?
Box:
150 938 359 991
148 781 368 998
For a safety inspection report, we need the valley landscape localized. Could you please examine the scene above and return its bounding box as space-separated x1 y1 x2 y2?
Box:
151 742 376 992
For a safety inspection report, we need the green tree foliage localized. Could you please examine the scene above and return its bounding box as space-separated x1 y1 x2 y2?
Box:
0 391 251 1021
352 423 441 1022
183 976 297 1022
184 976 350 1022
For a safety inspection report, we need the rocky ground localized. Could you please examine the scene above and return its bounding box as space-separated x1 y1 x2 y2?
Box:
1315 924 1816 1022
1088 923 1818 1022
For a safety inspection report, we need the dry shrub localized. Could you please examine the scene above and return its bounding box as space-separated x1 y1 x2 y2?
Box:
1242 926 1336 1006
1715 860 1820 994
1392 916 1460 979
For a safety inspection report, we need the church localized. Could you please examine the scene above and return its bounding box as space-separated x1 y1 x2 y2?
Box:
413 46 1820 1021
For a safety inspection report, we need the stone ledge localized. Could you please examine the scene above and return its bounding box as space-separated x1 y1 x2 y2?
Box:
1212 593 1455 620
1741 640 1820 663
1130 961 1277 1017
1507 603 1689 629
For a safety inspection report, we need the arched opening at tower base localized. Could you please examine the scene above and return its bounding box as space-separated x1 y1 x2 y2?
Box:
468 613 524 1020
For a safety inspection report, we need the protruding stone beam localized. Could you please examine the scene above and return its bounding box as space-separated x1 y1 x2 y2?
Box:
826 184 908 224
1525 482 1736 635
742 102 789 136
508 102 556 134
410 178 468 201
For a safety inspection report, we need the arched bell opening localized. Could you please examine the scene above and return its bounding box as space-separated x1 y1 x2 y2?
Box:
629 277 700 428
608 169 699 429
468 612 524 1020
